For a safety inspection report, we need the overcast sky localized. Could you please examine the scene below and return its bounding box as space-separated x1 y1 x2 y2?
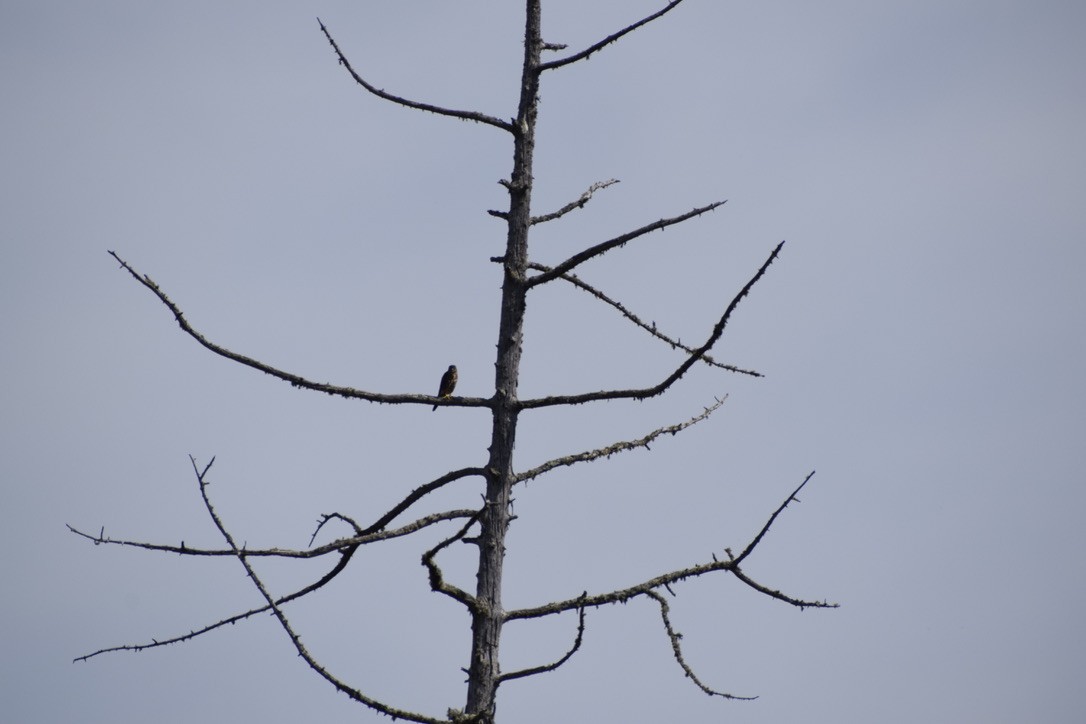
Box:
3 1 1085 722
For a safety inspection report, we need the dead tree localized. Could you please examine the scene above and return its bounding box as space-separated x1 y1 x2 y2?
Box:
71 2 836 722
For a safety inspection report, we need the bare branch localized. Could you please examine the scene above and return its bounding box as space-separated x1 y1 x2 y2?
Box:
318 19 513 133
732 471 815 566
422 511 484 611
190 456 451 724
525 200 726 288
507 470 836 621
529 179 620 225
498 597 587 684
360 467 486 536
525 261 762 377
521 241 784 409
108 252 489 410
75 544 358 662
514 396 727 485
645 590 756 701
68 509 478 560
538 1 687 72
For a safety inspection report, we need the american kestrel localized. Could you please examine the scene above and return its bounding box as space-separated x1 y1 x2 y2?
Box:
433 365 457 410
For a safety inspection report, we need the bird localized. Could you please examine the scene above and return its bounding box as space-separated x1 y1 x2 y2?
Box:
433 365 458 410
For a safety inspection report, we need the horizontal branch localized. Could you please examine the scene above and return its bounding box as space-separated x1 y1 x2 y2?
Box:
108 252 489 409
538 1 687 72
520 241 784 409
525 200 726 288
318 19 512 133
514 396 727 485
525 261 762 377
67 509 478 560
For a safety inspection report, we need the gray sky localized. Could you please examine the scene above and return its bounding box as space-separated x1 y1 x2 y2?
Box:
3 1 1085 722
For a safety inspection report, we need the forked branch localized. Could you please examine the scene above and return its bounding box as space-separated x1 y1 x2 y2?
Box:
524 261 762 377
521 241 784 409
318 19 512 133
506 471 835 622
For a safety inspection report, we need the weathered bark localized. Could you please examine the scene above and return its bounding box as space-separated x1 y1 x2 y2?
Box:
464 2 543 720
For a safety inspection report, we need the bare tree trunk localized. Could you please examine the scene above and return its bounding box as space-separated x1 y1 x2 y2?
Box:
465 4 542 720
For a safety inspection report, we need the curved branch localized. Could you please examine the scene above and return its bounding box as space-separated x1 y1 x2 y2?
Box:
538 1 687 72
422 511 484 611
497 597 587 685
644 590 755 701
514 396 727 485
525 262 762 377
318 19 513 133
525 200 726 288
108 252 490 410
521 241 784 409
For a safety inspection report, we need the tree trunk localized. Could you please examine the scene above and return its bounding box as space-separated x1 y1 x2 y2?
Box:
464 2 542 721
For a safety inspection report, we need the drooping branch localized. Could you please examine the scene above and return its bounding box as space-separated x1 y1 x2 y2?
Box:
108 252 489 410
524 200 726 288
505 179 620 224
538 1 687 72
497 597 587 685
644 589 756 701
521 241 784 409
524 261 762 377
514 396 727 485
318 19 513 133
191 456 453 724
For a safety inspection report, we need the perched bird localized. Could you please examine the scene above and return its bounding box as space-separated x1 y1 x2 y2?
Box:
433 365 458 410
